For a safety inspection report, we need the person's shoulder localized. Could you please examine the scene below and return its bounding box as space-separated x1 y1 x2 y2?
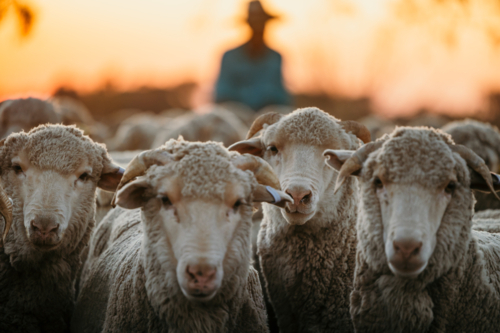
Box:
223 45 246 57
266 47 282 59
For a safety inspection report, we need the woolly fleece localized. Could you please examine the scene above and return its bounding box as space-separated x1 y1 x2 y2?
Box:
0 98 61 138
0 124 114 332
351 127 500 333
443 119 500 211
257 107 361 332
73 140 269 333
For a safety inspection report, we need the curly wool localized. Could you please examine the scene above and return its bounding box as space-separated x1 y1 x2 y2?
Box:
257 108 361 332
73 141 269 333
351 127 500 333
271 107 355 147
148 139 249 200
0 125 113 332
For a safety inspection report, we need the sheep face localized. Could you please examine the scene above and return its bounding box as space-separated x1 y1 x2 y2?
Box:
0 125 123 254
230 107 361 226
10 150 97 250
261 140 338 225
117 171 254 303
373 176 454 278
325 128 480 280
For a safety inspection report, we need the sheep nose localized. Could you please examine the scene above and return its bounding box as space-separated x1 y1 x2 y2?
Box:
30 218 59 240
393 239 422 260
285 188 312 206
185 264 217 295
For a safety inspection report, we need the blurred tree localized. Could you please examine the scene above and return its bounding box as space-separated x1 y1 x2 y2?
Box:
0 0 35 37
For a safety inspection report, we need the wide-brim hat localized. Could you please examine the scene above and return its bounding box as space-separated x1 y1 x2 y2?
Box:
245 1 280 23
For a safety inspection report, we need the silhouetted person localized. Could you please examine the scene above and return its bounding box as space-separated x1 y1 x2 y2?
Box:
215 0 291 111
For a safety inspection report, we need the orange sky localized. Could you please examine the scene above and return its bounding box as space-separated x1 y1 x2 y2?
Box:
2 0 500 116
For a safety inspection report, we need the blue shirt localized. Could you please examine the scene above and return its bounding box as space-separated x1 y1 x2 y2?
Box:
215 44 291 111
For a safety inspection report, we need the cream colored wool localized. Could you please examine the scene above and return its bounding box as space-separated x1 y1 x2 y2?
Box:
73 140 269 333
351 127 500 333
256 107 361 332
0 124 115 332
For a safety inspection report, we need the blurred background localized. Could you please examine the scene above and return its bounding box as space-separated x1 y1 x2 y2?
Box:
3 0 500 137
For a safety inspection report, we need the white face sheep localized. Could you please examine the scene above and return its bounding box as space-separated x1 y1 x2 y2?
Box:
0 124 123 333
325 127 500 333
229 107 370 332
72 140 291 333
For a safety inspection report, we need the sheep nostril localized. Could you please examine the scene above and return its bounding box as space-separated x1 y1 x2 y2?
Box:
301 193 311 204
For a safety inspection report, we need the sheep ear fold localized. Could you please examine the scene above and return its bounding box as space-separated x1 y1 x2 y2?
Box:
228 137 264 156
253 184 292 208
470 171 500 194
323 150 356 172
98 160 125 192
115 178 149 209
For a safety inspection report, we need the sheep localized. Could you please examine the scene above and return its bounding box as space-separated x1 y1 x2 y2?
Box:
51 96 111 143
0 124 123 332
151 107 248 149
0 98 61 139
72 139 293 332
106 111 175 151
228 107 371 332
442 119 500 212
324 126 500 333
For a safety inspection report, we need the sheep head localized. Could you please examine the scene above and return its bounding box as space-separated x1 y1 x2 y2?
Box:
324 127 500 279
114 140 290 302
229 107 369 226
0 125 123 253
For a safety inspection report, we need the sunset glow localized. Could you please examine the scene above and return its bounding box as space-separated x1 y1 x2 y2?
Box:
2 0 500 116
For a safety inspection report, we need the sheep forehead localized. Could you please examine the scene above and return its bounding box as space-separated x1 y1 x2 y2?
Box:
5 125 105 175
368 127 458 186
149 140 252 200
270 107 350 147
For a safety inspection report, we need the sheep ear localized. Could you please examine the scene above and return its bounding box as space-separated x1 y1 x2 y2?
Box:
470 171 500 194
228 137 264 156
98 159 125 192
323 150 356 172
253 184 292 208
115 178 150 209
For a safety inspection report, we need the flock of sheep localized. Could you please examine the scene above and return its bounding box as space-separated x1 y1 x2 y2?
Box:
0 97 500 333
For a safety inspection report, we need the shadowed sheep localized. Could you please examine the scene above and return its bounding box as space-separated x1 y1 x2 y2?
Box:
0 98 61 139
325 126 500 333
72 140 292 332
0 124 123 332
152 107 247 149
443 119 500 211
229 107 371 332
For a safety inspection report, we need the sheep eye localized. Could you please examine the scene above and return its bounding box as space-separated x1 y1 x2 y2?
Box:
445 181 456 194
267 146 278 154
374 177 383 189
79 173 89 181
162 196 172 206
12 164 23 174
233 199 242 212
